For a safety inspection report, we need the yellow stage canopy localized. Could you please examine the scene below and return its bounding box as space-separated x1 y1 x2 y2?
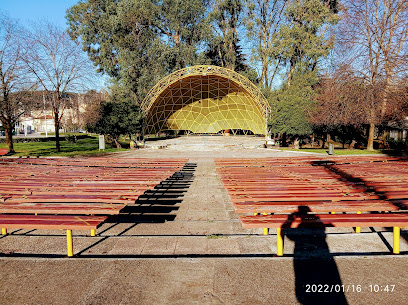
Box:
141 65 270 135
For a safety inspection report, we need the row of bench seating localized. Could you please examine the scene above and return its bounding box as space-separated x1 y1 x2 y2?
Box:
215 156 408 256
0 158 187 256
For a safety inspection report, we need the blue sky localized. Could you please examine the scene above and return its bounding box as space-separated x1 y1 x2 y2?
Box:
1 0 108 90
0 0 78 29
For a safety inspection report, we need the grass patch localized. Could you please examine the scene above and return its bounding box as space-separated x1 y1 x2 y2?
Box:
40 132 85 136
206 234 224 239
279 147 385 155
0 135 126 157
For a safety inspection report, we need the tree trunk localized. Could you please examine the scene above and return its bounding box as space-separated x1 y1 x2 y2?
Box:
381 73 392 118
54 117 61 152
321 136 326 149
114 138 122 149
367 122 375 151
4 119 15 153
293 137 300 149
287 57 296 87
262 57 269 89
281 132 287 147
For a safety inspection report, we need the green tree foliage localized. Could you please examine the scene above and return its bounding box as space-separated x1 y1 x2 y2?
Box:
243 0 288 90
199 36 258 82
268 0 339 143
206 0 243 70
199 0 258 82
269 69 316 136
67 0 210 101
88 99 144 148
271 0 339 85
66 0 342 142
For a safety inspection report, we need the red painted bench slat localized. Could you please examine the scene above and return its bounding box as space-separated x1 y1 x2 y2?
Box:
240 213 408 229
0 214 107 230
0 202 125 215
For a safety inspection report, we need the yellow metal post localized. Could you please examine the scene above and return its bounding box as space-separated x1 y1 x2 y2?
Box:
261 212 268 235
277 227 283 256
393 227 400 254
1 228 7 235
355 211 361 233
66 230 73 257
91 229 96 237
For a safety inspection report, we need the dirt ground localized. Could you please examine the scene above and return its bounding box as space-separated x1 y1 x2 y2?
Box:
0 136 407 304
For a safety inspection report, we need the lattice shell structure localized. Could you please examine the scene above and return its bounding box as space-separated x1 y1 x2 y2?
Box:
141 65 270 135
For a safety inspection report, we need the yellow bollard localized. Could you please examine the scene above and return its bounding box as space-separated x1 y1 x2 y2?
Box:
355 211 361 233
66 230 73 257
277 227 283 256
262 212 269 235
393 227 400 254
91 229 96 237
1 228 7 235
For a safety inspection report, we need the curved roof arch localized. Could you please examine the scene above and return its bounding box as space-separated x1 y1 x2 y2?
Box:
141 65 270 135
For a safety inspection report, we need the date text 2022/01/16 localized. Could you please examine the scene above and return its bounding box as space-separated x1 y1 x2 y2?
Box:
305 284 395 293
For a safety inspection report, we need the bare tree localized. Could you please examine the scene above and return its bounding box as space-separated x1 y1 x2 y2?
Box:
80 90 107 129
0 13 36 153
339 0 408 150
23 21 95 152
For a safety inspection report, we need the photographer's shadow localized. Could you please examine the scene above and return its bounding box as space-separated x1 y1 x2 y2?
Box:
284 206 348 305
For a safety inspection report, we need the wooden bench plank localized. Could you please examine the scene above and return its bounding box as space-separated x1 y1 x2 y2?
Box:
240 213 408 228
233 200 402 214
2 192 139 203
0 202 125 215
0 214 108 257
0 149 8 156
0 214 107 230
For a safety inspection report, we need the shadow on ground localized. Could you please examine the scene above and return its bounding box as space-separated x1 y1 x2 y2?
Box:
312 159 408 245
284 206 349 305
75 162 197 255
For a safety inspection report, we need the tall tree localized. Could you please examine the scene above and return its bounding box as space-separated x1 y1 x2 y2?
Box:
0 13 35 153
268 0 339 143
244 0 288 90
269 69 317 145
87 100 144 148
339 0 408 150
209 0 244 70
23 22 95 152
311 71 374 147
67 0 210 101
272 0 339 86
